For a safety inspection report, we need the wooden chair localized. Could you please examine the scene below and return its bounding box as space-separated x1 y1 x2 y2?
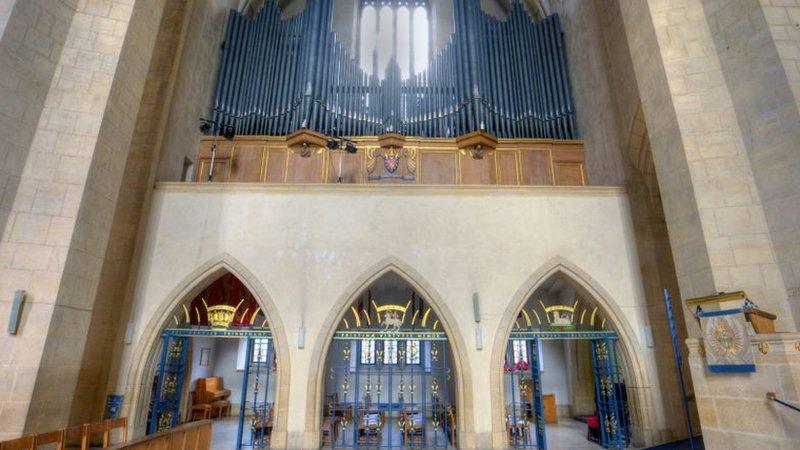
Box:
83 422 105 449
62 425 85 449
188 392 212 422
400 410 424 445
357 410 384 445
0 435 35 450
103 418 128 447
194 379 230 419
34 430 64 450
448 407 457 447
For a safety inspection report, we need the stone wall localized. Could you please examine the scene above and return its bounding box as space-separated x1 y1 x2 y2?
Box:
687 333 800 448
114 183 671 448
760 0 800 108
68 0 192 426
551 0 626 187
704 0 800 326
156 0 238 182
617 0 794 331
0 0 74 242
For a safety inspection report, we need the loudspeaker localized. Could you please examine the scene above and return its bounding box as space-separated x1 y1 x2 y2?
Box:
472 292 481 323
7 290 25 335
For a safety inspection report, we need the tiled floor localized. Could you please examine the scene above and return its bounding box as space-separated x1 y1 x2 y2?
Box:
210 416 240 450
546 418 604 450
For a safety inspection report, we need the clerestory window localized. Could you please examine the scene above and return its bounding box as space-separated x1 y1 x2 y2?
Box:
358 1 429 79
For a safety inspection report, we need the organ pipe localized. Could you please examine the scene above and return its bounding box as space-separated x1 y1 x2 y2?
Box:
210 0 576 139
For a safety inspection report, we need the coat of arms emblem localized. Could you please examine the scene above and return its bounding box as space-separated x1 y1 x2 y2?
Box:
383 148 400 173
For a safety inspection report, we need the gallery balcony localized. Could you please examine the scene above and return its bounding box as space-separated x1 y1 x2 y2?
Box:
193 134 586 187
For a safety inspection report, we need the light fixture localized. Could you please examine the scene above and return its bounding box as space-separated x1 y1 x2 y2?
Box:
199 116 239 181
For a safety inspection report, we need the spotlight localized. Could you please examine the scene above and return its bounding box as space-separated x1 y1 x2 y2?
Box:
326 138 339 150
345 141 357 154
199 122 212 134
222 124 236 140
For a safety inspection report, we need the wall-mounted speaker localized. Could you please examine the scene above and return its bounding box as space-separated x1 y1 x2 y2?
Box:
7 290 25 335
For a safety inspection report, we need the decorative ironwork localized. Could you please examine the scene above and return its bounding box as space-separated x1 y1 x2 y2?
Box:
595 341 609 360
207 304 237 328
604 413 619 435
162 375 178 395
157 411 173 432
327 297 454 448
167 339 183 359
600 376 613 398
342 344 351 361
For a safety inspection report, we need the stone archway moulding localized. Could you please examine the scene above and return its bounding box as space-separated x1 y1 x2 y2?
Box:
304 256 476 449
488 256 656 448
122 253 291 448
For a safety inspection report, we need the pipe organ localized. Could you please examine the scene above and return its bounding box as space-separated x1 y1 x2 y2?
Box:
210 0 576 139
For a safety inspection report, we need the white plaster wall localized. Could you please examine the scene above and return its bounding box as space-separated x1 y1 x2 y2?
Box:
211 338 243 403
540 340 571 408
115 183 664 445
189 337 217 384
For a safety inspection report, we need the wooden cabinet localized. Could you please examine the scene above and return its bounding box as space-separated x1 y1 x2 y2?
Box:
543 394 558 424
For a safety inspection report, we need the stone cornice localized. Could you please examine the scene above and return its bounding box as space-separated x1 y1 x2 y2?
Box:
687 333 800 358
154 182 627 197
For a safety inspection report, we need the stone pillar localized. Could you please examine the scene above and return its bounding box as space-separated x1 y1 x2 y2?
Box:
687 334 800 447
0 0 169 439
618 0 794 332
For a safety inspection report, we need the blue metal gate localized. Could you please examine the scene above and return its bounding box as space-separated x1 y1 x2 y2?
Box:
327 331 455 448
238 336 276 448
148 334 189 434
591 338 629 449
506 331 630 449
148 329 274 448
504 338 545 449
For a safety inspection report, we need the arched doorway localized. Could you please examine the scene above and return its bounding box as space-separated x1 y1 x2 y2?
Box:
321 272 457 448
500 272 632 450
145 272 280 448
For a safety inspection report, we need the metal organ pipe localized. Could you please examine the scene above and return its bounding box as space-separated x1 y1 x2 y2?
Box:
208 0 577 140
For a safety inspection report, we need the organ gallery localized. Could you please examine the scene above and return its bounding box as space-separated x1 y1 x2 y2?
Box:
0 1 798 450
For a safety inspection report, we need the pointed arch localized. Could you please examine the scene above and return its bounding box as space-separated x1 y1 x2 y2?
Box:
489 256 655 447
123 253 291 447
305 256 476 448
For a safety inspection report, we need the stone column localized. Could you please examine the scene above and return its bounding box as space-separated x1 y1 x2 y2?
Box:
618 0 794 331
0 0 169 438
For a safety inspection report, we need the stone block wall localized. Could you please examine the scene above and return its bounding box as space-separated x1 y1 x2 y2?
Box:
155 0 239 182
0 0 75 242
688 333 800 448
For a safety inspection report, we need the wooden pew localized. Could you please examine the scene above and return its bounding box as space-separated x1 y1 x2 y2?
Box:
33 430 64 450
1 418 129 450
105 421 211 450
0 435 34 450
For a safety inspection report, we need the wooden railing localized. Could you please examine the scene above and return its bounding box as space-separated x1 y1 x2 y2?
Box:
0 417 127 450
106 421 211 450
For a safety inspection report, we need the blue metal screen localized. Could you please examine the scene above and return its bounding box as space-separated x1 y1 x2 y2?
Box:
147 335 189 434
327 333 454 448
591 338 630 449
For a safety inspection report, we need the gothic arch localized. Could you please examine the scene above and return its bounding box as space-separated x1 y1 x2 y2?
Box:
305 256 476 448
123 253 291 447
488 256 654 447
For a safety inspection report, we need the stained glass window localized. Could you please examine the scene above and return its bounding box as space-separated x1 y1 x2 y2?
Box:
358 4 429 78
360 339 375 364
383 340 398 364
512 340 528 364
406 339 421 364
253 338 270 363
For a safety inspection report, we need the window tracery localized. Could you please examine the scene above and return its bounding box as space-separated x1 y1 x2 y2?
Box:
358 2 429 78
